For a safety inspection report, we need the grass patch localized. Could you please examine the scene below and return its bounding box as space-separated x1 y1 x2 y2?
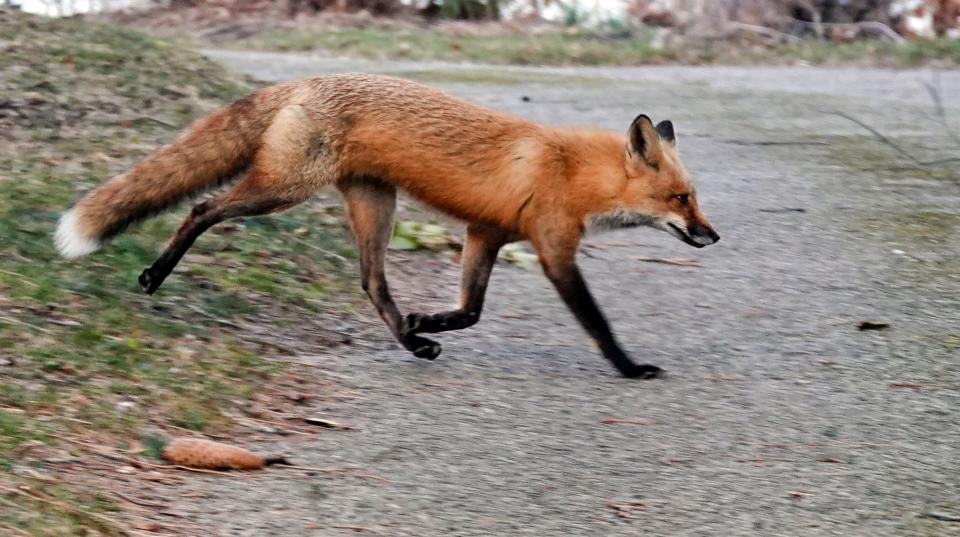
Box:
223 26 960 67
227 27 676 65
0 8 358 533
0 478 126 536
392 68 605 86
757 37 960 66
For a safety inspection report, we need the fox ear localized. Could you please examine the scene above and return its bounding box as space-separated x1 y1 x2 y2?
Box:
627 114 663 167
655 120 676 146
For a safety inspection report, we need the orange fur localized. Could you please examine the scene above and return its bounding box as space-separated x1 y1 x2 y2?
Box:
59 73 715 256
58 73 720 377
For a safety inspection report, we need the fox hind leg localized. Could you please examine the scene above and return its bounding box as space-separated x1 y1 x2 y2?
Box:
140 105 326 294
139 169 310 294
403 224 510 336
339 176 442 360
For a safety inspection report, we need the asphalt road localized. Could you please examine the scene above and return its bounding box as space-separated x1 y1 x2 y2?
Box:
180 51 960 536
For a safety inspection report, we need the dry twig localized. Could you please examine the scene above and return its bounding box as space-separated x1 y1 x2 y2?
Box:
923 512 960 523
790 18 905 43
921 75 960 148
636 256 701 267
332 524 378 532
889 382 923 389
0 315 51 334
112 491 168 510
834 111 960 167
600 417 656 426
0 524 32 537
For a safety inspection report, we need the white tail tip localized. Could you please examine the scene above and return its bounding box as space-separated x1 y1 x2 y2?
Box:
55 209 99 258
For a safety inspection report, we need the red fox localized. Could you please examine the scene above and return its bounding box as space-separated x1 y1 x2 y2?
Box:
56 73 719 378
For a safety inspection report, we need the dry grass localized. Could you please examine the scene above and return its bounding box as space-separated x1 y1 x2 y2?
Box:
0 8 361 533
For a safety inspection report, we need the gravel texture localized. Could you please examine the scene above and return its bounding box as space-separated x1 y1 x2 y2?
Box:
176 51 960 536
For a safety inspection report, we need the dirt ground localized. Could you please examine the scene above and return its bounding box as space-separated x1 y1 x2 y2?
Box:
141 52 959 536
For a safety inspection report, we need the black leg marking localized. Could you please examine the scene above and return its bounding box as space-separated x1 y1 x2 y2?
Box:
139 197 289 294
404 309 482 335
403 224 508 337
545 262 664 379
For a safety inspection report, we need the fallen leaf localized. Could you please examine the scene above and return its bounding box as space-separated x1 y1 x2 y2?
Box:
212 223 240 235
131 521 161 532
499 243 538 268
286 392 315 404
607 500 646 518
390 220 460 252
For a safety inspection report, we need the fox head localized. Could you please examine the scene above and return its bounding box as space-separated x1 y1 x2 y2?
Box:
587 115 719 248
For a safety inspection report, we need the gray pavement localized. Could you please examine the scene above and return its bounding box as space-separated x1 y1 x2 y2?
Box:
183 51 959 536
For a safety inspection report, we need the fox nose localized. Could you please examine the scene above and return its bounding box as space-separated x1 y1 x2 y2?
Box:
690 223 719 245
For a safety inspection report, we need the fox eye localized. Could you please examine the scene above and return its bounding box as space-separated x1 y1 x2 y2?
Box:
674 194 689 203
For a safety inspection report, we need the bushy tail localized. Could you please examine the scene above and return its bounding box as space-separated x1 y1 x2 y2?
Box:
55 94 276 258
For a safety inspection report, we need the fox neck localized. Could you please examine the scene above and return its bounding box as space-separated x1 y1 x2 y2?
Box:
586 208 658 235
551 129 657 236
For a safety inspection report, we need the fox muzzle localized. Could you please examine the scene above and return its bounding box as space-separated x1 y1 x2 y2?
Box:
668 221 719 248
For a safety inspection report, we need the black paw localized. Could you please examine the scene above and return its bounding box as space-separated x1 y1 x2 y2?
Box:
405 334 442 360
413 342 442 360
139 268 161 295
621 364 666 379
402 313 425 336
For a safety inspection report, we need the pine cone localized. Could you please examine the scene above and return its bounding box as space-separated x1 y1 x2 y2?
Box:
162 438 266 470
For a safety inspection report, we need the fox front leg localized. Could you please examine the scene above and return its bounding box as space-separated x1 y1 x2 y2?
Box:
532 226 665 379
546 262 664 378
402 224 511 337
